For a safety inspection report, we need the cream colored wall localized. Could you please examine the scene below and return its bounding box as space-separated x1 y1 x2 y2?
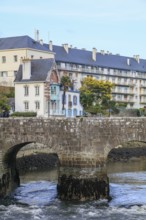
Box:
15 82 46 116
0 48 54 87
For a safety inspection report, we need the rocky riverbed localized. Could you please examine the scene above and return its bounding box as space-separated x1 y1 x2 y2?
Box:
108 141 146 162
16 153 60 174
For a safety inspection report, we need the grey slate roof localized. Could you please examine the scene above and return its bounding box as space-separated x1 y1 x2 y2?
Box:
51 45 146 73
15 58 55 82
0 35 50 51
1 35 146 73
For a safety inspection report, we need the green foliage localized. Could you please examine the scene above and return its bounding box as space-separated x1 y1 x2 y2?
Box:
139 108 146 116
11 112 37 117
60 75 72 110
0 86 14 98
80 77 114 115
61 75 72 91
0 94 10 113
0 86 14 113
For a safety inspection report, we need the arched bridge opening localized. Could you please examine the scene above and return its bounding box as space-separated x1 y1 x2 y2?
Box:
106 140 146 174
2 142 60 197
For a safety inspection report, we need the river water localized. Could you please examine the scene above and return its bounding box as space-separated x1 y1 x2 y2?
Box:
1 160 146 220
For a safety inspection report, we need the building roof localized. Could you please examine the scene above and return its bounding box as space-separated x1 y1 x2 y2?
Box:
51 45 146 72
1 35 146 73
15 58 55 82
0 35 50 52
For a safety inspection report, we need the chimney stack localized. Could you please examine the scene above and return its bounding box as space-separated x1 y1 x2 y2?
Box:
133 55 140 63
63 44 69 53
22 59 31 80
49 40 53 51
35 29 39 42
92 48 97 61
127 58 130 65
40 39 43 45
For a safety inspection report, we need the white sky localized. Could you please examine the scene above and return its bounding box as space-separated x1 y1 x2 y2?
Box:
1 0 146 58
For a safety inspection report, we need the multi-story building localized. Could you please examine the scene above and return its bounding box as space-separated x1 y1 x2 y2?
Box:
49 43 146 109
1 35 146 109
0 35 54 86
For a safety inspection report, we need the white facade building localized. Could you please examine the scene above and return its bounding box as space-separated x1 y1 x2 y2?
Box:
15 58 83 117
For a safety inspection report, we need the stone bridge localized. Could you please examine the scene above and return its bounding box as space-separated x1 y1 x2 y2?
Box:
0 117 146 199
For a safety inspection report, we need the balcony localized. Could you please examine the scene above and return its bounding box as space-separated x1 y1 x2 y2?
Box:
112 96 135 103
140 91 146 96
112 89 134 95
57 64 146 80
140 84 146 88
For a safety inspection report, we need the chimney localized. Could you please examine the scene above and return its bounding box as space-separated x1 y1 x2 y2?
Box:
22 59 31 80
49 40 53 51
63 44 69 53
127 58 130 65
40 39 43 45
35 30 40 42
133 55 140 63
136 55 140 63
92 48 97 61
100 50 105 55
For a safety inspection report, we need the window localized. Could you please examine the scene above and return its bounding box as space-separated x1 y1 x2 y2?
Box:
35 101 40 110
24 101 29 110
51 86 56 95
24 85 29 96
73 95 77 105
69 72 72 77
14 55 18 62
2 56 6 63
68 94 71 102
61 63 65 68
14 71 17 77
35 86 40 96
0 71 7 77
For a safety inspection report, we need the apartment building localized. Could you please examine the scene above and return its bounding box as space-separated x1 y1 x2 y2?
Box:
1 35 146 109
48 43 146 109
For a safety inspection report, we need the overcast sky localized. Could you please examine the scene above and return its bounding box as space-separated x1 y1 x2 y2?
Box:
1 0 146 58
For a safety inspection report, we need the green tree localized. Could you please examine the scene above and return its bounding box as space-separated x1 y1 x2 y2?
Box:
60 75 72 111
80 77 114 115
0 94 10 113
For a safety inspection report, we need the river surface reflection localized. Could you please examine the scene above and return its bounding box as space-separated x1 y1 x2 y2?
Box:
1 159 146 220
